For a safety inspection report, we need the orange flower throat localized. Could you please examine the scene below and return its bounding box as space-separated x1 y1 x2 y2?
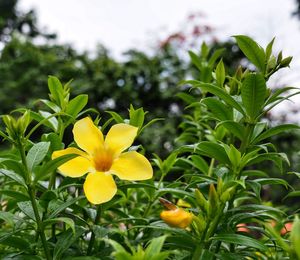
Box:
93 149 113 172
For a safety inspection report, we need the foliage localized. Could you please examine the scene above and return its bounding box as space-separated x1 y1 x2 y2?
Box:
0 0 55 42
0 0 248 159
0 36 246 158
0 35 300 259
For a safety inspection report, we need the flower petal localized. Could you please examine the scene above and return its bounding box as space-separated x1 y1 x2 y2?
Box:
73 117 104 155
105 123 138 155
83 172 117 204
110 151 153 181
52 147 92 177
160 208 193 229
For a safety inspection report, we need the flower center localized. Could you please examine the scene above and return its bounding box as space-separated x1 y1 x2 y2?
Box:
93 149 114 172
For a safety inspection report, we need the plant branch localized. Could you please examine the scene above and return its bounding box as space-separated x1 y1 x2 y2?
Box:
87 205 102 255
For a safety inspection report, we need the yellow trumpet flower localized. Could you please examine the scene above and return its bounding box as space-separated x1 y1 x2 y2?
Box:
160 208 193 229
52 117 153 204
159 198 193 229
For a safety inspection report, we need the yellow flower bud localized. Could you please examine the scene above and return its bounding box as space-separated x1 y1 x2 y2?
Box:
160 208 193 229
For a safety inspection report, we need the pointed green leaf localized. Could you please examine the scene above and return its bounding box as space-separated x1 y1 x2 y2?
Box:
208 48 225 67
176 92 197 104
196 83 245 115
0 169 26 187
44 217 75 233
225 144 241 168
35 153 78 182
255 178 290 189
217 121 245 141
246 152 289 172
265 37 275 61
39 99 60 113
211 233 268 252
26 142 50 172
144 236 167 258
241 170 268 177
157 188 195 199
163 152 178 174
48 76 64 106
47 196 85 219
202 97 233 121
65 94 88 126
0 189 29 201
0 211 15 226
265 87 298 106
53 226 85 259
241 73 266 120
188 51 202 71
215 59 226 87
190 155 209 174
0 235 31 251
29 110 56 131
197 141 230 164
106 111 124 123
39 110 58 131
284 191 300 200
234 35 266 72
17 200 42 221
252 124 299 144
129 105 145 129
250 122 266 142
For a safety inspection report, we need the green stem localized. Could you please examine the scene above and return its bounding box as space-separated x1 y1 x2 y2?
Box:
87 205 102 255
58 118 65 141
192 244 204 260
195 122 255 256
48 171 56 189
157 172 165 189
239 123 254 154
192 212 215 259
48 118 64 190
18 140 51 259
144 172 165 218
18 139 30 184
143 200 155 218
28 185 51 260
204 208 223 245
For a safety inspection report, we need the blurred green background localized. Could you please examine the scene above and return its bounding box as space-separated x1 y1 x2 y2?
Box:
1 0 300 207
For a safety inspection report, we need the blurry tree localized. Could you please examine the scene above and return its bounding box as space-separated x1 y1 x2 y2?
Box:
1 4 246 156
293 0 300 18
0 0 55 42
1 0 299 207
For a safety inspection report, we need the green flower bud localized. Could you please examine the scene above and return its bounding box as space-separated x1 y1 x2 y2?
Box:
193 214 206 232
229 78 238 95
277 51 283 63
1 111 31 141
267 55 277 70
280 56 292 68
217 177 223 196
195 189 208 214
235 66 243 80
208 184 219 219
220 187 235 203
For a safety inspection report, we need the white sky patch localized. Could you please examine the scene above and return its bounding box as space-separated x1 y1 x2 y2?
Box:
18 0 300 121
18 0 299 56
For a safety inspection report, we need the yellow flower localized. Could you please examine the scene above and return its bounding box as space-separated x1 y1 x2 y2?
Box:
159 198 193 229
160 208 193 229
52 117 153 204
